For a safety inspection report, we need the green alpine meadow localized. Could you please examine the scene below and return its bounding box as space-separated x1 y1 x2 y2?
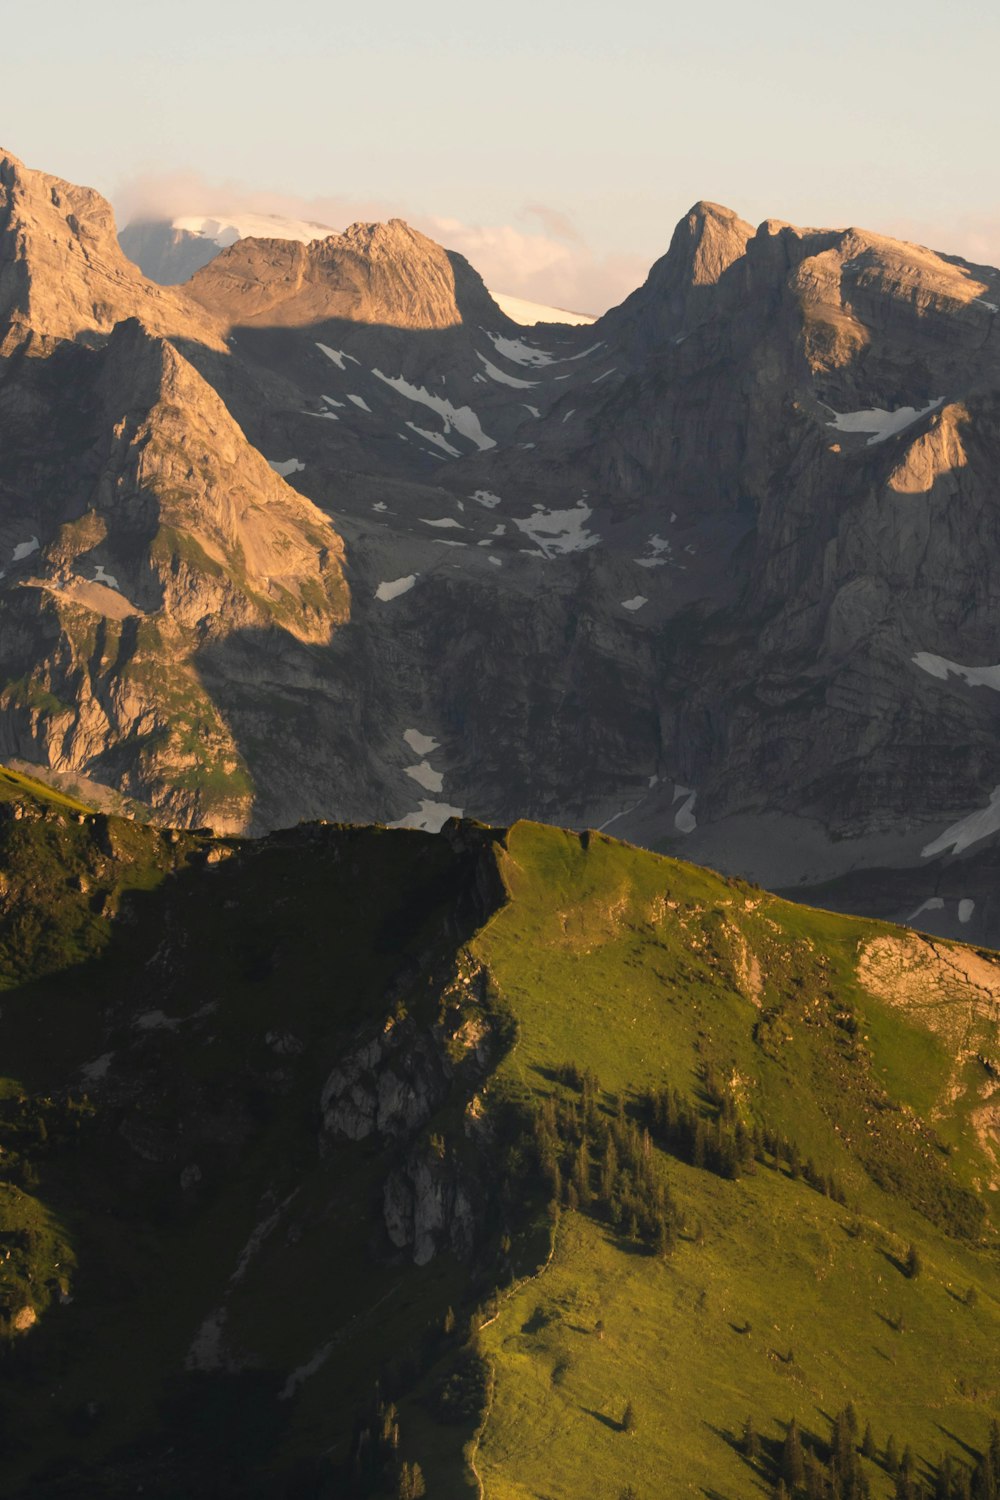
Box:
0 774 997 1498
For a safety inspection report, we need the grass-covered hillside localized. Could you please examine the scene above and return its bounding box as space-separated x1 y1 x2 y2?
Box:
0 789 997 1499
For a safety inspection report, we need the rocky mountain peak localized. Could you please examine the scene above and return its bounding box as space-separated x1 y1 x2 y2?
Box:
600 199 753 350
676 199 756 286
186 214 506 332
0 149 223 354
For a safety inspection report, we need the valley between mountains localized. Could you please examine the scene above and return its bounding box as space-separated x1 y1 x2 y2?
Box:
4 148 1000 942
0 769 999 1497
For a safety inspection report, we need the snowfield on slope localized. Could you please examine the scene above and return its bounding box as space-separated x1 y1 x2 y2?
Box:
373 371 496 452
913 653 1000 691
826 399 943 444
512 502 600 557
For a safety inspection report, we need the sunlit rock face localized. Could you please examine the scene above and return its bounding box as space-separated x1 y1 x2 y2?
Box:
6 147 1000 937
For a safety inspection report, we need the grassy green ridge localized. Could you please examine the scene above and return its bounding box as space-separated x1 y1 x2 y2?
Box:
0 799 997 1497
465 824 1000 1499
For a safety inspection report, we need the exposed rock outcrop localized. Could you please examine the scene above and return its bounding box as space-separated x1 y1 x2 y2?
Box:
185 218 506 332
0 148 223 353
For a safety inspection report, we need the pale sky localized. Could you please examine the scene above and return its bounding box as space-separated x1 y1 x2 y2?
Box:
6 0 999 312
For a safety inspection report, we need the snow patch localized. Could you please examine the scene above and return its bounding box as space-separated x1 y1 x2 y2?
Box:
470 490 502 509
374 370 496 451
405 761 444 793
913 653 1000 692
474 351 538 389
591 368 618 383
403 729 439 755
922 786 1000 858
826 399 943 445
407 423 461 458
388 800 464 832
346 394 372 412
511 501 599 558
522 404 540 418
268 457 305 477
621 596 647 611
906 896 945 924
12 536 39 562
484 331 555 367
94 564 120 591
375 576 417 602
420 517 463 529
489 291 597 327
959 898 976 923
673 785 697 834
488 556 502 567
316 343 359 370
175 211 332 247
561 409 576 423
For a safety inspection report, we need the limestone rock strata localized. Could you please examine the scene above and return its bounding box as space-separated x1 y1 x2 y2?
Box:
0 316 348 829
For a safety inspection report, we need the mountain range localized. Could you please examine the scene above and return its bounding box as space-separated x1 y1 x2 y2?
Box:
4 144 1000 1500
2 147 1000 946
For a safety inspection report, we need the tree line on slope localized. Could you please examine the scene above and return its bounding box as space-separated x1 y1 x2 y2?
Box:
741 1404 1000 1500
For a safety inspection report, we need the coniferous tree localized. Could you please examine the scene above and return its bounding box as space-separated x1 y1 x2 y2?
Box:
885 1435 900 1475
622 1399 637 1434
782 1418 806 1488
935 1454 953 1500
905 1243 922 1279
397 1461 426 1499
975 1448 998 1500
742 1415 761 1462
862 1423 877 1460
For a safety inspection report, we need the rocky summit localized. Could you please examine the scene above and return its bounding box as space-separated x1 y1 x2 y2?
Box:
1 147 1000 940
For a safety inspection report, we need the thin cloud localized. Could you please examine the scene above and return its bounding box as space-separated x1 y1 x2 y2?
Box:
114 170 389 238
521 202 584 245
113 172 649 315
422 213 647 316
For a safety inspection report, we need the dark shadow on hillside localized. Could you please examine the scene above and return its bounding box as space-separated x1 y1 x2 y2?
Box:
581 1406 623 1432
0 815 501 1496
878 1246 908 1277
936 1425 982 1463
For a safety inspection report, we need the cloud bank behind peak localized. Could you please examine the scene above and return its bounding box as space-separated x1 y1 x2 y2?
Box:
115 171 650 317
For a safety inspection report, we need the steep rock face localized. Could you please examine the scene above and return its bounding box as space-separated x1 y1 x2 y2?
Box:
600 200 755 354
320 958 499 1264
0 150 223 353
0 318 348 828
